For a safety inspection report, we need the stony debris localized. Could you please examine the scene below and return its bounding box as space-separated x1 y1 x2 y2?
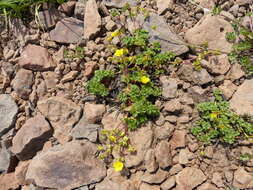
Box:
0 172 20 190
176 167 207 190
50 17 83 43
233 167 253 189
139 183 160 190
11 114 52 160
197 182 219 190
211 172 224 188
195 0 215 9
155 140 172 169
185 14 234 53
156 0 173 15
142 169 168 184
37 97 82 144
225 63 245 81
58 1 76 16
230 79 253 115
144 149 158 173
219 80 237 100
84 102 106 123
14 160 30 185
61 71 79 83
26 140 106 189
163 99 182 113
11 69 34 100
161 176 176 190
0 94 18 137
160 76 178 99
154 122 175 140
38 9 60 30
0 143 17 173
178 148 195 165
18 44 56 71
74 0 86 19
84 0 101 39
169 130 186 150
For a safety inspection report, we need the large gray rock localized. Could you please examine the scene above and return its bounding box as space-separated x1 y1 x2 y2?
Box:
103 0 137 8
230 79 253 115
137 14 189 55
0 94 18 137
185 14 234 53
11 114 52 160
26 140 106 190
37 97 82 144
50 17 83 44
0 143 17 173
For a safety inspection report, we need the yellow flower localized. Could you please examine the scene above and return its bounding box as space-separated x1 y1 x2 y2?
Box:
97 145 104 151
114 49 124 57
111 30 121 38
113 160 124 172
140 76 150 84
108 135 117 143
210 112 218 120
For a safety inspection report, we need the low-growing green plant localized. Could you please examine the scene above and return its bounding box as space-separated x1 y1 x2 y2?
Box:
239 153 252 162
191 89 253 144
211 6 222 15
64 46 85 59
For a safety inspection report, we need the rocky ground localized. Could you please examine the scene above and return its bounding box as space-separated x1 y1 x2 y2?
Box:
0 0 253 190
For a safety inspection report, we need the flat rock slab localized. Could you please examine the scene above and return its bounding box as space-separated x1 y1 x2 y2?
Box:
185 14 234 53
11 114 52 161
103 0 137 8
26 140 106 190
18 44 56 71
0 94 18 137
50 17 83 44
230 79 253 115
137 14 189 55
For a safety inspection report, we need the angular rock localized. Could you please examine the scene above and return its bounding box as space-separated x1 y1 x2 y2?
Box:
155 141 172 169
154 122 175 140
84 103 106 123
163 99 182 113
26 140 106 190
15 160 31 185
0 172 20 190
84 0 101 39
161 176 175 190
0 144 17 173
230 79 253 115
195 0 215 9
19 44 56 71
38 9 60 30
188 86 209 103
185 14 234 53
84 61 98 78
177 65 213 85
125 126 153 168
12 115 52 160
101 111 125 130
137 13 188 55
203 54 231 75
42 71 58 90
176 167 207 190
169 130 186 150
71 113 99 142
96 179 120 190
37 97 82 144
226 63 245 81
11 69 34 100
211 172 224 188
139 183 160 190
197 183 219 190
103 0 137 8
160 76 178 99
0 94 18 137
233 168 253 189
144 149 158 173
58 1 76 16
156 0 173 15
50 17 83 44
178 148 194 165
219 80 237 100
61 71 79 83
142 169 168 184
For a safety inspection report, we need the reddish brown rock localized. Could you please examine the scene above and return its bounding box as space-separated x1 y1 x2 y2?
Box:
11 114 52 160
15 160 31 185
141 169 168 184
155 140 172 169
170 130 186 150
84 61 98 78
0 172 20 190
233 167 253 189
18 44 56 71
84 102 106 123
58 1 76 16
26 140 106 190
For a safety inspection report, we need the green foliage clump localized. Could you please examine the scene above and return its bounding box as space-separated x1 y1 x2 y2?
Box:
226 20 253 76
191 89 253 144
239 153 252 162
86 70 114 97
64 46 85 59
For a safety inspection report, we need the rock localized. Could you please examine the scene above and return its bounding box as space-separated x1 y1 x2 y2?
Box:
139 183 160 190
84 61 98 78
61 71 79 83
74 0 87 19
15 160 30 185
169 164 183 175
144 149 158 173
169 130 186 150
230 79 253 115
156 0 173 15
38 9 60 30
226 63 245 81
202 54 230 75
42 71 58 90
219 80 237 100
185 14 234 53
211 172 224 188
26 140 106 190
19 44 56 71
11 69 34 100
160 76 178 99
101 111 125 130
0 172 20 190
176 167 207 190
142 169 168 184
195 0 215 9
137 13 188 55
105 20 117 31
0 144 17 173
161 176 175 190
178 148 194 165
71 113 99 142
11 114 52 160
177 65 213 85
197 183 219 190
0 94 18 137
236 0 251 5
58 1 76 16
84 103 106 123
233 167 253 189
96 179 120 190
50 17 83 44
188 86 209 103
163 99 182 113
84 0 101 39
155 141 172 169
37 97 82 144
125 126 153 168
154 122 175 140
103 0 137 8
